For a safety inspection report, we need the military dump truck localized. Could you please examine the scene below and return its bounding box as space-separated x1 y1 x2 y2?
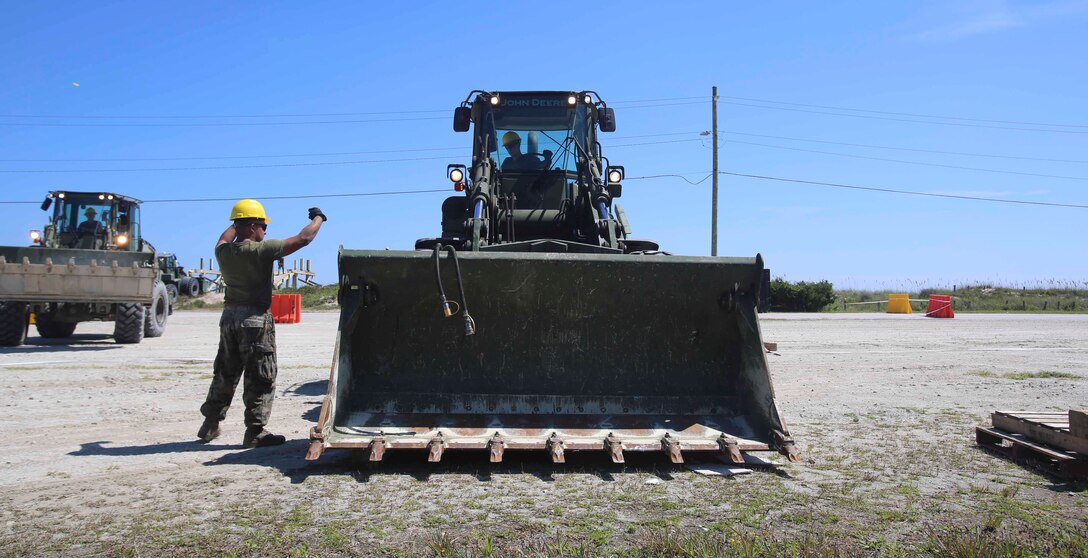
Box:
0 191 170 346
306 91 798 465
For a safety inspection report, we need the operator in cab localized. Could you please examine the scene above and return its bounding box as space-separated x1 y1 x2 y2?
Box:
500 131 547 172
196 199 326 448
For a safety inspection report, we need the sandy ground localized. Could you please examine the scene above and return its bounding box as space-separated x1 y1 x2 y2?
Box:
0 312 1086 555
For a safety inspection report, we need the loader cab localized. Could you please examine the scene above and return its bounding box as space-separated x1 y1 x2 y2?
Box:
472 91 611 242
42 191 143 251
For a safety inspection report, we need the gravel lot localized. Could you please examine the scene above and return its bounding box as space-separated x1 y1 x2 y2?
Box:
1 311 1086 556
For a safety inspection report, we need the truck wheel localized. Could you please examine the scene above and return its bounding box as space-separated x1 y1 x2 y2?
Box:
179 277 199 297
114 303 146 344
0 302 28 347
145 282 169 338
36 318 77 338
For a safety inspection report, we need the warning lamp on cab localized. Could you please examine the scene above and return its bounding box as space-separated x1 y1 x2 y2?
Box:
447 164 467 192
606 165 624 198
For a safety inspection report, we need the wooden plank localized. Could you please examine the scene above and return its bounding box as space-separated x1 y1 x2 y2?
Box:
977 427 1088 480
976 427 1074 461
1072 410 1088 439
992 413 1088 456
995 411 1067 418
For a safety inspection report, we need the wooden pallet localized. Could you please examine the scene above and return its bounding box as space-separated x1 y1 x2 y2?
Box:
976 411 1088 480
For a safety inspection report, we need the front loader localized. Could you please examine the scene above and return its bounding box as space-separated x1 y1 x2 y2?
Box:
0 191 170 346
307 91 798 465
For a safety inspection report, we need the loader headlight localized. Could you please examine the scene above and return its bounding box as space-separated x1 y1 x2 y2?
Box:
29 230 41 243
57 193 65 199
607 166 624 184
584 94 592 105
98 194 105 200
116 234 128 246
449 168 464 183
567 95 577 105
489 95 500 106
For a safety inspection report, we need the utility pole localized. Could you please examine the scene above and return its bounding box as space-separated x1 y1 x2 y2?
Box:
711 86 719 256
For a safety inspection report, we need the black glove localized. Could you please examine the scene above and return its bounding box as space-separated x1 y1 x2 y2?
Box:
308 207 327 222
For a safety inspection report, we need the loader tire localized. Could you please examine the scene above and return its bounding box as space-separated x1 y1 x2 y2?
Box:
165 283 179 306
114 303 146 344
144 282 169 338
35 318 77 339
180 277 200 297
0 302 28 347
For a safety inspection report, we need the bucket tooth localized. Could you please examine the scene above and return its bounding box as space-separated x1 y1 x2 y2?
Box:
717 434 744 464
427 436 445 463
773 430 801 463
488 433 506 463
548 434 565 463
662 434 683 464
305 426 326 461
605 434 624 463
369 437 386 462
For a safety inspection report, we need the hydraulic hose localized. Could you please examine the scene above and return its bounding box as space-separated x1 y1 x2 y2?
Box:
432 244 476 336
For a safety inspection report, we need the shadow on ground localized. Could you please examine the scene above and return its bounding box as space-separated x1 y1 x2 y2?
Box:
3 334 121 353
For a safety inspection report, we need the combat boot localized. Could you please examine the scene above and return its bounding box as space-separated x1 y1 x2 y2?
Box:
197 420 221 443
243 427 286 448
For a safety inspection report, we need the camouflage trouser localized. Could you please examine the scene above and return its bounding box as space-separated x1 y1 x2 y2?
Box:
199 305 277 427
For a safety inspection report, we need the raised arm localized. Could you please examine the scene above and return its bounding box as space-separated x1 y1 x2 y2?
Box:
282 208 326 257
216 224 236 247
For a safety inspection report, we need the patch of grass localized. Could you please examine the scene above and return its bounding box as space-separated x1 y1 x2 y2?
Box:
971 370 1080 380
1005 370 1080 380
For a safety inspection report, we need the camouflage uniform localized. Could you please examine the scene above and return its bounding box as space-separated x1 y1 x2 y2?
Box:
200 237 285 430
199 305 277 427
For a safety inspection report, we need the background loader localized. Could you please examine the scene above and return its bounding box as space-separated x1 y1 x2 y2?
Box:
307 91 798 465
0 191 170 346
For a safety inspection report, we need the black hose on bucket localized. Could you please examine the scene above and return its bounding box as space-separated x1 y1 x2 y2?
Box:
432 244 476 336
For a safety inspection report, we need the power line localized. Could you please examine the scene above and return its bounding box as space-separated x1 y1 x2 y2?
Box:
718 171 1088 209
724 139 1088 181
0 132 701 163
0 155 456 173
0 97 705 120
0 115 449 128
0 138 703 172
0 101 702 128
719 131 1088 164
718 95 1087 129
720 100 1088 134
0 189 451 204
1 171 1084 208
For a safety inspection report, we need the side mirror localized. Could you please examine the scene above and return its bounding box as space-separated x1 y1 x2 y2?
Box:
453 107 471 132
41 197 53 211
599 107 616 132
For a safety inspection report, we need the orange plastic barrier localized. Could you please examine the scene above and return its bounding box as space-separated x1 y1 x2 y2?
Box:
925 294 954 318
271 293 302 324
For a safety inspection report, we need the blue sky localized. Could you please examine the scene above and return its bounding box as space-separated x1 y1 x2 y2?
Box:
2 1 1086 290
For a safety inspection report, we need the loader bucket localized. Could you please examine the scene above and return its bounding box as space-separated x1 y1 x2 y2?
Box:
306 247 797 464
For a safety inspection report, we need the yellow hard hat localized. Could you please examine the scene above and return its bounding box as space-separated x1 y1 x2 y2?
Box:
502 131 521 146
229 199 270 222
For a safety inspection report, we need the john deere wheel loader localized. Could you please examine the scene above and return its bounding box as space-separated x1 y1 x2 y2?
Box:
0 191 169 346
307 91 798 465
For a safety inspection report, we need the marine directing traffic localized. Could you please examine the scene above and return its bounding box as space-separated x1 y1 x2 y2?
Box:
197 199 326 448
